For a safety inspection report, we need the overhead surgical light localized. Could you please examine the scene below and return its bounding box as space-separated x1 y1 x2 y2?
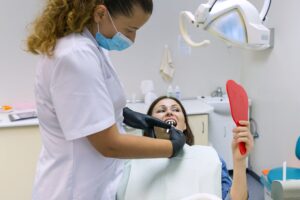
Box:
179 0 273 50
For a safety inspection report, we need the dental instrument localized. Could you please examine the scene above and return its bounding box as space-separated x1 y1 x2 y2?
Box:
179 0 273 50
166 119 177 133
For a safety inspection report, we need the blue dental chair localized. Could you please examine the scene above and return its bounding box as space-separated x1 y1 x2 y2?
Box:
261 136 300 200
267 136 300 183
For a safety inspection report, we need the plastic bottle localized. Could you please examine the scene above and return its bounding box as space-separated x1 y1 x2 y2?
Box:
144 91 157 105
174 85 181 100
167 85 173 97
141 80 157 105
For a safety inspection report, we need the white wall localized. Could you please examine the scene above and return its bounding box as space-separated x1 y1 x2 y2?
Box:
0 0 43 106
110 0 243 100
0 0 242 104
241 0 300 174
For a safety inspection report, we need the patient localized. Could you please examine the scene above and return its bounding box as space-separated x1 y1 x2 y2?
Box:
118 96 253 200
146 96 254 200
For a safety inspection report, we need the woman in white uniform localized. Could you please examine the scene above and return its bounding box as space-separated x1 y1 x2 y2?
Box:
26 0 186 199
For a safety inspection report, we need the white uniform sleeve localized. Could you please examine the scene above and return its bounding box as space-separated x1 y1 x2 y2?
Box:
50 48 115 140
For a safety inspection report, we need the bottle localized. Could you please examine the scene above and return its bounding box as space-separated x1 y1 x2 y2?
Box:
144 91 157 105
141 80 157 105
174 85 181 100
167 85 173 97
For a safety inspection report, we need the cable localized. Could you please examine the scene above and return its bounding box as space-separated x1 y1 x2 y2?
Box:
249 118 259 139
262 0 272 21
209 0 218 12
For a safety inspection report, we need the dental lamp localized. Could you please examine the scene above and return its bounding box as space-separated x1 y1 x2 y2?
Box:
179 0 273 50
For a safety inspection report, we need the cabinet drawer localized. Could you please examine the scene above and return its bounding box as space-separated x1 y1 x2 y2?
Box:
188 114 208 145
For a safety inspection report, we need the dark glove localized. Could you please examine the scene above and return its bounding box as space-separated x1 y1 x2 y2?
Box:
123 107 171 138
169 126 186 158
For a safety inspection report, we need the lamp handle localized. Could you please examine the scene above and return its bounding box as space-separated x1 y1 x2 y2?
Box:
179 11 210 47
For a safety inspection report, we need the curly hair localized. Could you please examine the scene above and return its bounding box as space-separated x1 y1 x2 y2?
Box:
26 0 153 56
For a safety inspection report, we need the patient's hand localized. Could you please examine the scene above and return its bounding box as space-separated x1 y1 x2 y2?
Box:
231 120 254 162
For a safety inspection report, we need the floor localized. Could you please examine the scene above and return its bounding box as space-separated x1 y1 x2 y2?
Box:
247 172 265 200
229 170 265 200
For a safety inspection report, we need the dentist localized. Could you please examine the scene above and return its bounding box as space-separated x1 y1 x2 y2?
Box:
26 0 185 199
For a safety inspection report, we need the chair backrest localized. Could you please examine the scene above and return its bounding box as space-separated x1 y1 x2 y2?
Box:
296 136 300 160
117 145 222 200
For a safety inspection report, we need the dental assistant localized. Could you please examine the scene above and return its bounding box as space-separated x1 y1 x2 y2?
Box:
26 0 185 199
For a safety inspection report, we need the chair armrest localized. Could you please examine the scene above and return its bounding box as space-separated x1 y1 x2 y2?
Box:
271 180 300 199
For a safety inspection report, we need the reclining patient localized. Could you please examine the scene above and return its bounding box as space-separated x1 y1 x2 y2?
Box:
118 96 254 200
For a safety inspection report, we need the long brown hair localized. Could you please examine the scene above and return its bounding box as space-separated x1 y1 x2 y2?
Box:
26 0 153 56
147 96 194 145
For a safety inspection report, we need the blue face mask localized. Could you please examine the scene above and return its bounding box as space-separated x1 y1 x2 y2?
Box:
95 12 133 51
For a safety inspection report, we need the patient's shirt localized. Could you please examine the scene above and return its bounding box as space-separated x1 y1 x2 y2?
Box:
117 144 222 200
220 158 232 200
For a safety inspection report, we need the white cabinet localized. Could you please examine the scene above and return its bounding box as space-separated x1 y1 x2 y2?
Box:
0 125 41 200
208 112 248 170
188 114 208 145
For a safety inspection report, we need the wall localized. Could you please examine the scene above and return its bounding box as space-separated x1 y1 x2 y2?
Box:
241 0 300 174
110 0 243 100
0 0 242 106
0 0 43 106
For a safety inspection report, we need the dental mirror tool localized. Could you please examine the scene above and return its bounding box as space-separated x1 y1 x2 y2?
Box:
166 120 177 133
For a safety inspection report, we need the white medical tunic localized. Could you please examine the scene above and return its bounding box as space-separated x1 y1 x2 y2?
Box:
32 28 126 200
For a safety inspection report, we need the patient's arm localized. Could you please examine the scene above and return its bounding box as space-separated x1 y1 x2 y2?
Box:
229 120 254 200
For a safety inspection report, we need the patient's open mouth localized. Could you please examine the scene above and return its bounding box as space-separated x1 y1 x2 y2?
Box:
165 119 177 127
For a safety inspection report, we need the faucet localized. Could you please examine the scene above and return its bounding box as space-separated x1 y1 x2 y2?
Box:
211 87 223 97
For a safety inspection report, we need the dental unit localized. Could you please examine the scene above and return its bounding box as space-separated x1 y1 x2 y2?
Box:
179 0 273 50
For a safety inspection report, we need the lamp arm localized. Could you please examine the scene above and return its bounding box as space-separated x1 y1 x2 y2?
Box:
179 11 210 47
259 0 272 21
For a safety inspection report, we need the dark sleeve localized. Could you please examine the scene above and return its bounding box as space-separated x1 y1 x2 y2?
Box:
220 157 232 200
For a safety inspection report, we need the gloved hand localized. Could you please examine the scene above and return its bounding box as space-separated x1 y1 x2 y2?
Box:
168 126 186 157
123 107 186 157
123 107 171 138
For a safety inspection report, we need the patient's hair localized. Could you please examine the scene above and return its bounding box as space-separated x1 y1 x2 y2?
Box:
146 96 194 145
26 0 153 56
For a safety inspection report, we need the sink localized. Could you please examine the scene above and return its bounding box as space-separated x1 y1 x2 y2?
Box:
198 96 231 115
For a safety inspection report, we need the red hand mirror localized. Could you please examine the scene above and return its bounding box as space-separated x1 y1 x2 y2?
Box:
226 80 248 155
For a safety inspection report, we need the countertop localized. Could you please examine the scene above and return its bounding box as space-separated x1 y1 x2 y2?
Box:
126 99 214 115
0 99 213 129
0 113 38 128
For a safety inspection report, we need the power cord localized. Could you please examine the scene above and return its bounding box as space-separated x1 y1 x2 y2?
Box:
249 118 259 139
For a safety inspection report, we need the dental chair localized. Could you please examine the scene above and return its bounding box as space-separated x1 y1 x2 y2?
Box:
120 107 223 200
261 136 300 200
116 145 222 200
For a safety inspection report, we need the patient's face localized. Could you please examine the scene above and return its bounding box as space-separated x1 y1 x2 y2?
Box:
151 99 187 139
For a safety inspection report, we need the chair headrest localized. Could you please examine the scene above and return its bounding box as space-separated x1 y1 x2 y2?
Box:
296 136 300 160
